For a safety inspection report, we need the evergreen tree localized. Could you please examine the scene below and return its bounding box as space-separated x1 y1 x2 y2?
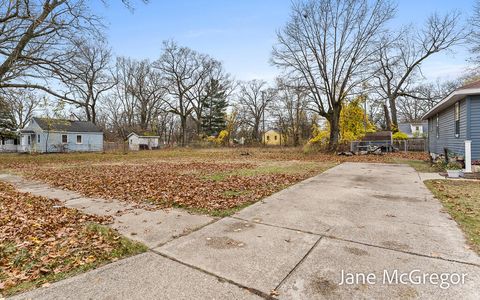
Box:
201 79 229 136
0 97 15 138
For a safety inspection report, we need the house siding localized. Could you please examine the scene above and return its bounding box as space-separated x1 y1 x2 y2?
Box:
470 95 480 160
39 132 103 153
428 98 467 157
20 119 103 153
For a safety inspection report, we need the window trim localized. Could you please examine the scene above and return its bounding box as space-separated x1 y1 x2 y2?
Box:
62 134 68 144
436 114 439 139
76 135 82 144
37 134 40 143
454 102 460 138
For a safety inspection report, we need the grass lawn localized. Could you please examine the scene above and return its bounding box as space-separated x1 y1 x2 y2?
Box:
0 182 147 297
424 180 480 255
0 148 431 216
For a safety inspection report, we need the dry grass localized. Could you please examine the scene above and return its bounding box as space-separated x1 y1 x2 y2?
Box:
0 148 431 215
425 180 480 254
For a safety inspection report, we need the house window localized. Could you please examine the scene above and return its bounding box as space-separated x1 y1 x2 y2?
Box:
62 135 68 144
27 135 31 145
274 135 277 141
455 102 460 138
37 135 40 143
76 135 82 144
436 114 439 139
266 136 270 141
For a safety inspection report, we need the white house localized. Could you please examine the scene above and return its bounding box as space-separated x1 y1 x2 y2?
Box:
127 132 160 151
0 136 20 152
19 117 103 153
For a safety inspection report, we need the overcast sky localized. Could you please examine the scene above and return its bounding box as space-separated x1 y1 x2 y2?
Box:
91 0 474 83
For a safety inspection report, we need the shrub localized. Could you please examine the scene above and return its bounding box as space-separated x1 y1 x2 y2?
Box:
392 131 408 140
445 161 463 170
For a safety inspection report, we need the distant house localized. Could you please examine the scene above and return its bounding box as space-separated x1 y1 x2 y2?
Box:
127 132 160 151
19 117 103 153
423 80 480 171
0 135 20 152
262 130 283 146
398 121 428 138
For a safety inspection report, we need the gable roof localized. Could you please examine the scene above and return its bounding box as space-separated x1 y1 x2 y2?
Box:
398 121 427 135
127 132 160 138
32 117 102 133
423 80 480 120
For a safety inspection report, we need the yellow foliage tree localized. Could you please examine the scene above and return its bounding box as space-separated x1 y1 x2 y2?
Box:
339 95 375 142
307 95 375 148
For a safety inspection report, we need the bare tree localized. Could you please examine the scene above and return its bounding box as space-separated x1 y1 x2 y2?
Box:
127 60 165 130
54 40 116 123
153 40 217 146
374 12 464 130
0 89 40 128
237 79 275 142
469 0 480 65
0 1 101 96
273 79 310 146
396 80 458 122
272 0 394 150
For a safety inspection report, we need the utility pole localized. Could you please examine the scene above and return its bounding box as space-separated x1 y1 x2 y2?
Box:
261 91 266 147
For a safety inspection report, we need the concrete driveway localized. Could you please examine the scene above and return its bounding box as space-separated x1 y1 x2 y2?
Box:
10 163 480 299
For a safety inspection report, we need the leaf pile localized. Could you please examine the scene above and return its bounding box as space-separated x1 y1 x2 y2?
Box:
24 162 312 212
0 182 144 295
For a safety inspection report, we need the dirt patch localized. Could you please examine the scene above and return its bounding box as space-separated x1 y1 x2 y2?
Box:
205 236 245 249
224 221 255 233
381 240 410 251
395 285 418 299
373 194 421 203
353 176 372 183
311 276 338 296
344 246 369 256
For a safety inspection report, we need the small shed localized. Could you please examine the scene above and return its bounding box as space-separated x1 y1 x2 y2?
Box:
127 132 160 151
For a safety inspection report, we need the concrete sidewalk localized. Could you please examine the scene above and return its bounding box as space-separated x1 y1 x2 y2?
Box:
7 163 480 299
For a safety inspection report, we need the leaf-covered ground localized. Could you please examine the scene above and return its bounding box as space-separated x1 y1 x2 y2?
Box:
0 182 147 296
424 180 480 255
0 148 431 216
23 161 327 215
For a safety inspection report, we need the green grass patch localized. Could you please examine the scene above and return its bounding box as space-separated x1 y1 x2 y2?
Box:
425 180 480 255
392 159 443 173
203 162 332 182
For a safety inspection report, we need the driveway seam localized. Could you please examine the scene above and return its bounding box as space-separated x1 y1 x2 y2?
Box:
273 235 324 292
149 248 275 300
232 216 480 268
151 217 222 249
323 235 480 268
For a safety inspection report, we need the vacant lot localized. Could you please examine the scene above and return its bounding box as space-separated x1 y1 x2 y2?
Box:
0 181 146 296
425 180 480 255
1 148 429 215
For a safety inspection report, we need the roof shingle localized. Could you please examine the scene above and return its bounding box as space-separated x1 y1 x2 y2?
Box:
33 118 102 133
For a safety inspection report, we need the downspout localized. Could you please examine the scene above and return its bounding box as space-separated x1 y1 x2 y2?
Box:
465 97 472 172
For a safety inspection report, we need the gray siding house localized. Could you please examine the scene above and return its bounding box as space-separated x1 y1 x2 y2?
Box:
19 117 103 153
398 121 428 138
423 80 480 171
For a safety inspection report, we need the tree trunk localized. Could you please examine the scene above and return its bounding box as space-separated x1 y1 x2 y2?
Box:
383 103 392 131
388 97 398 131
327 105 342 152
180 115 187 146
